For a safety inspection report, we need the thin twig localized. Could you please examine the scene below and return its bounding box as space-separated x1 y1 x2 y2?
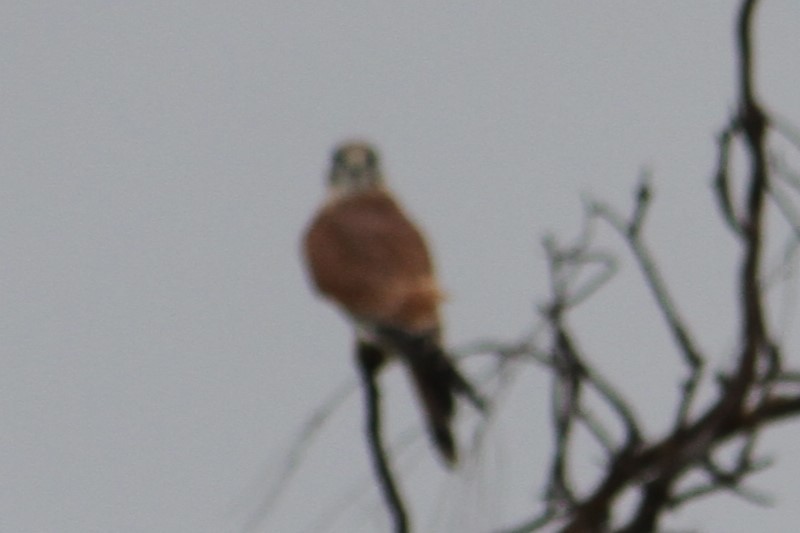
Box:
239 378 357 533
577 405 618 454
592 198 705 372
767 179 800 240
357 343 409 533
546 325 581 507
730 0 770 396
581 358 643 447
771 112 800 151
592 196 705 427
714 120 745 235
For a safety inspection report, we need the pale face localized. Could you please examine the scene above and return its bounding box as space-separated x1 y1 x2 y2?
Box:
328 142 384 191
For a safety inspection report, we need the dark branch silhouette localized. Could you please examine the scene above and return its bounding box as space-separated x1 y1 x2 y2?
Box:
356 342 410 533
497 1 800 531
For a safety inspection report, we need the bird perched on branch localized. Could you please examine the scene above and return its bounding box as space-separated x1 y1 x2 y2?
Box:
302 141 484 465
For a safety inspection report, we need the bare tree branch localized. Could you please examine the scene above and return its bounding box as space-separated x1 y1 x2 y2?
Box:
498 2 800 531
714 119 745 235
731 0 770 395
357 342 410 533
591 187 705 374
240 379 357 533
771 113 800 152
591 184 706 429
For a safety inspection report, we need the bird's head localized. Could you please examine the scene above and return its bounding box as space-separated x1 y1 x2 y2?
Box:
328 141 384 192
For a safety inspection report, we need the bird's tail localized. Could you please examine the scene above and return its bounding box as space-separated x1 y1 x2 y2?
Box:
377 325 485 466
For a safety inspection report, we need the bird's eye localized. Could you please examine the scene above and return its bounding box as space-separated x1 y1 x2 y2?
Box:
333 151 346 166
364 150 377 167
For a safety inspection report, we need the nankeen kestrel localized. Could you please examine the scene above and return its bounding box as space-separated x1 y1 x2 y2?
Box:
302 141 483 465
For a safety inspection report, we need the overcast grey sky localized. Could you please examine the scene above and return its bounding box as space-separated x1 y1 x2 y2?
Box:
2 2 800 532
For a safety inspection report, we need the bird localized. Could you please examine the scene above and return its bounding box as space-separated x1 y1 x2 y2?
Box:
302 141 483 465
